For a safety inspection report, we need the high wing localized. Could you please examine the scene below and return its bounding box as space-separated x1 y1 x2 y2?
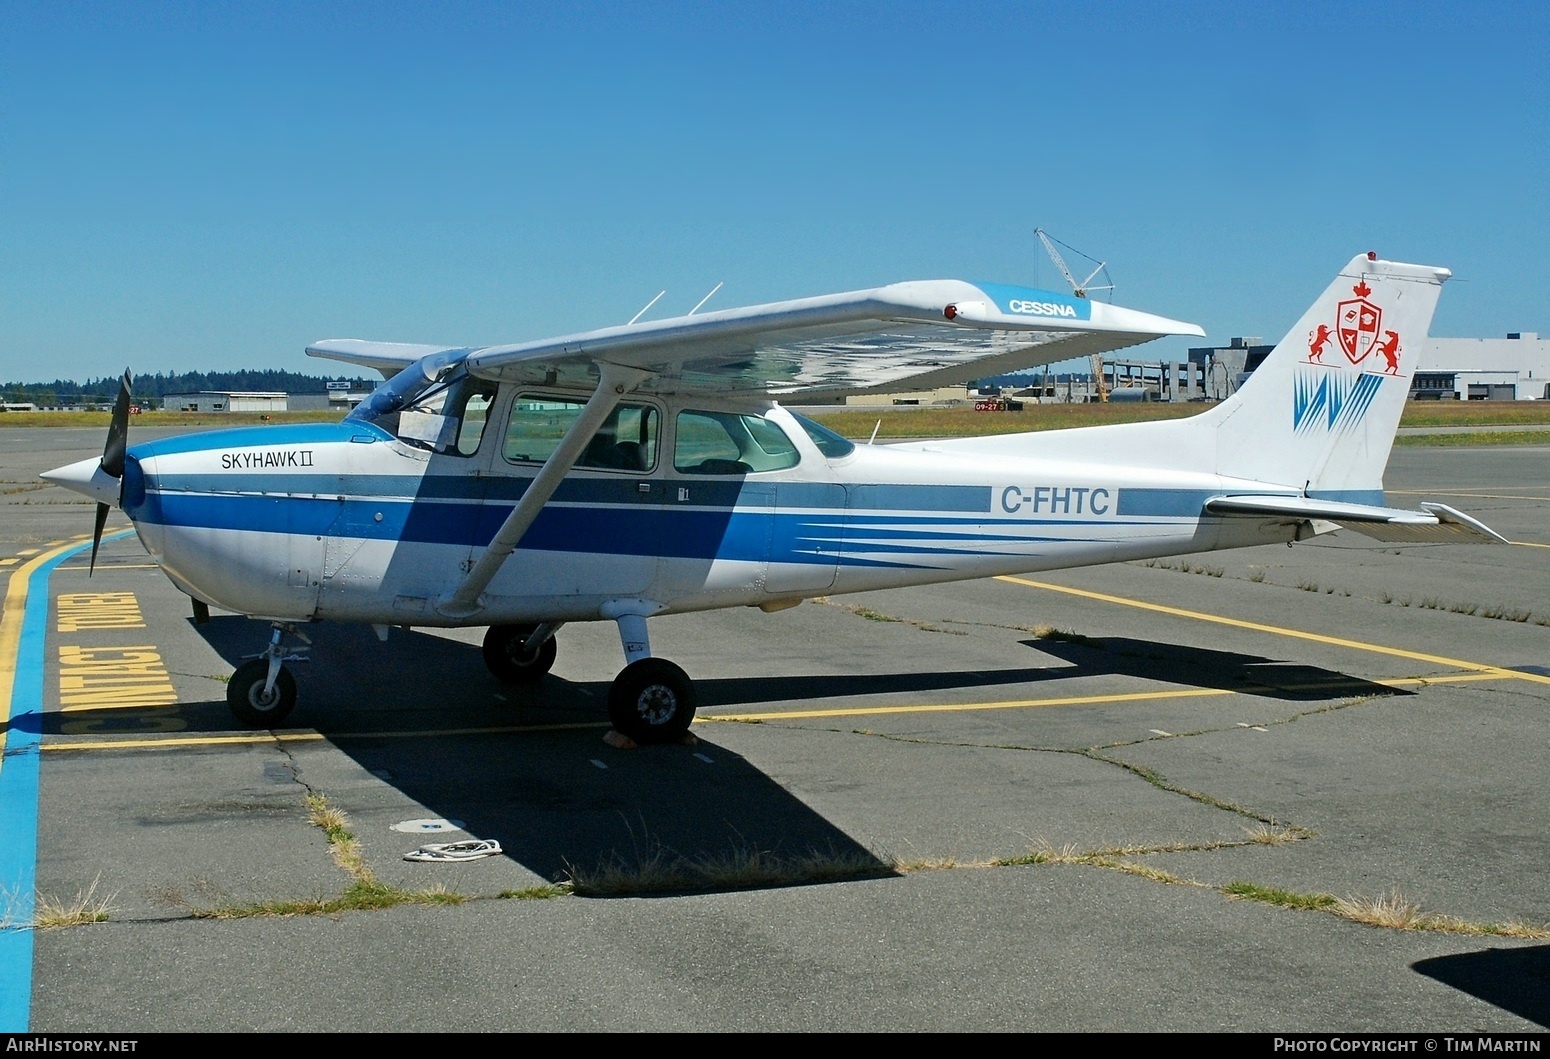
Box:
303 340 471 380
308 279 1202 398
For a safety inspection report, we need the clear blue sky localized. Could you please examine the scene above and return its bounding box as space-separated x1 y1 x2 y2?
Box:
3 0 1547 382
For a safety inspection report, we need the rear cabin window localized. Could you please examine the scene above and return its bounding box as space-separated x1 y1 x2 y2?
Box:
674 411 800 475
503 396 659 472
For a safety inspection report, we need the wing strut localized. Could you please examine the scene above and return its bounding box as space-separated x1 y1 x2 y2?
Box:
438 362 650 618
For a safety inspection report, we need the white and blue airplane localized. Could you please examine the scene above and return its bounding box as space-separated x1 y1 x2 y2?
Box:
42 252 1504 741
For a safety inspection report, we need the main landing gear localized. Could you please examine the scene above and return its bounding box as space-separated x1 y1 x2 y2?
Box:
226 613 697 743
480 611 697 745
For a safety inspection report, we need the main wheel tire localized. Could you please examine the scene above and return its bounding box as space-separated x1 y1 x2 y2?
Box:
482 624 558 683
607 658 697 744
227 658 297 728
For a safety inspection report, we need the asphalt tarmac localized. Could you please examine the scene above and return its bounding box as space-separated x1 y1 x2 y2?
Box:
2 427 1547 1032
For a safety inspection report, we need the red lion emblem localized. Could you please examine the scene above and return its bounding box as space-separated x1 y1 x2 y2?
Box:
1377 330 1402 374
1308 324 1334 362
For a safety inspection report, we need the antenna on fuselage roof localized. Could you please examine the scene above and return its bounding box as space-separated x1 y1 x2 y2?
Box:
688 281 724 316
1035 229 1115 301
628 290 666 326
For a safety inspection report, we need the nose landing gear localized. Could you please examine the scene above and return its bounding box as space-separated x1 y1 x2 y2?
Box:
481 623 560 683
227 623 309 727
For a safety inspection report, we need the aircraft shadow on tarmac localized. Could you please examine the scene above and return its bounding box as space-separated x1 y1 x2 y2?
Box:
47 616 914 890
1024 637 1409 702
1413 945 1550 1029
32 616 1401 889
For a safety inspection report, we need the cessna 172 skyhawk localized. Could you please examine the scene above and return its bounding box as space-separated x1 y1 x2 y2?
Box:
42 252 1504 741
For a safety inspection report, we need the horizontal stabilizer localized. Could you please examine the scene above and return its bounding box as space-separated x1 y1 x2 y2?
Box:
1206 495 1508 544
307 340 468 379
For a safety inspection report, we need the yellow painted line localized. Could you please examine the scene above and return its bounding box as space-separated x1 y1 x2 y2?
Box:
45 732 329 752
1388 488 1550 501
1510 540 1550 549
0 539 105 774
707 669 1516 722
16 550 38 557
997 576 1550 687
706 687 1234 723
43 669 1519 753
0 559 17 567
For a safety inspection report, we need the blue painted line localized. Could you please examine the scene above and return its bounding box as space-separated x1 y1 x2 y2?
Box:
0 533 128 1032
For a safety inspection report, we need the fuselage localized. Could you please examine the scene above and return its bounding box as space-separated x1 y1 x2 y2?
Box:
118 391 1299 626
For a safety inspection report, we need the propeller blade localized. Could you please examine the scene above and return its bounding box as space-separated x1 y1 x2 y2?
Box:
90 501 110 575
89 368 132 576
103 368 132 479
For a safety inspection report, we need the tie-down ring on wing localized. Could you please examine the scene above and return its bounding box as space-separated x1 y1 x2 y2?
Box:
408 279 1204 400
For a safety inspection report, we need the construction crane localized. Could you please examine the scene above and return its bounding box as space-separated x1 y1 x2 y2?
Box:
1036 229 1115 300
1090 354 1110 402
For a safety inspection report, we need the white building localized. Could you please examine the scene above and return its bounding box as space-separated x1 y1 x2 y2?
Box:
1416 333 1550 400
162 391 289 413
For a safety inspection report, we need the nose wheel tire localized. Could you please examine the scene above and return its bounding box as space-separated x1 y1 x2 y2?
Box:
482 624 558 683
228 658 297 728
607 658 697 744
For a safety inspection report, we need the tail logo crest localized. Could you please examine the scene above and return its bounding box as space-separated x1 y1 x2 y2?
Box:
1335 280 1384 365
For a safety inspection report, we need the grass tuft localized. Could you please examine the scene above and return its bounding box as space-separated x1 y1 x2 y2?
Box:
1222 883 1550 938
1242 823 1310 845
193 883 469 920
33 876 116 929
1031 625 1104 648
498 884 571 900
1097 860 1191 885
1223 881 1338 911
307 794 367 876
1332 890 1427 929
893 855 963 873
1000 840 1086 866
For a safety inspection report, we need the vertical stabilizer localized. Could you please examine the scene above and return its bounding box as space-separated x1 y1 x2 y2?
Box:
1205 254 1449 501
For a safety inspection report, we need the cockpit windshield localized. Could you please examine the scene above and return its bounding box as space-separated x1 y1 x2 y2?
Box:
349 349 492 456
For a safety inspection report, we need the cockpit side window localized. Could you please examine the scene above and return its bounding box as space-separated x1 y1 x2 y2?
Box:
504 396 659 472
674 410 800 475
449 381 497 456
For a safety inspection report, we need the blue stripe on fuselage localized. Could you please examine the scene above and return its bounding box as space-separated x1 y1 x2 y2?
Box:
136 488 1182 569
147 474 988 512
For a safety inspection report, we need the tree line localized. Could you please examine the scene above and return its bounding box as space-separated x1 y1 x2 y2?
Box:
1 369 374 407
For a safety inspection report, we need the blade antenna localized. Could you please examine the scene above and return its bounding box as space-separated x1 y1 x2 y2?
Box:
688 282 723 316
869 420 882 445
628 291 666 326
